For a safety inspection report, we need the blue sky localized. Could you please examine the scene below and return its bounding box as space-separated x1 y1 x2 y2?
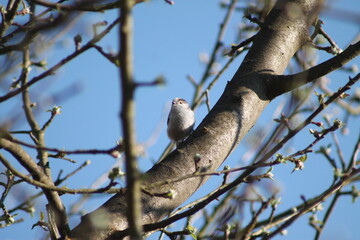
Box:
0 0 359 239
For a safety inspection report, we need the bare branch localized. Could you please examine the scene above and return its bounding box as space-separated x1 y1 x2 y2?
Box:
30 0 145 12
268 41 360 98
191 0 238 104
5 136 122 156
0 17 120 103
119 0 142 239
0 138 70 237
0 153 121 194
70 1 329 239
264 168 360 239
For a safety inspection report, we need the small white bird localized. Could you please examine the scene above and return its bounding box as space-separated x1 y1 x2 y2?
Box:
167 98 195 145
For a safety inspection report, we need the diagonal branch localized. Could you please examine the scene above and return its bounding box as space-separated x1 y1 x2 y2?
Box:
264 168 360 239
268 40 360 98
191 0 238 104
0 137 70 237
70 1 358 240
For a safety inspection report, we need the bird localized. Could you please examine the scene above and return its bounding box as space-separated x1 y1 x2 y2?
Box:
167 98 195 146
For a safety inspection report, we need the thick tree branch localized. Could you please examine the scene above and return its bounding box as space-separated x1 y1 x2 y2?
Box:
70 1 352 239
268 40 360 98
136 74 358 236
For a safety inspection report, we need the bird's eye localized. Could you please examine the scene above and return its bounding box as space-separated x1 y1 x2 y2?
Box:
179 101 183 104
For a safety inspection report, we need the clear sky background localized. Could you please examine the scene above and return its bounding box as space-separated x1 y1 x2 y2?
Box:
0 0 359 239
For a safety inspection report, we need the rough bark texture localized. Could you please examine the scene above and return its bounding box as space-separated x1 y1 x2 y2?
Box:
70 0 323 239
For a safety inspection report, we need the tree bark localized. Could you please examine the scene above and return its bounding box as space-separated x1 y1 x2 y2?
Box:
70 0 325 239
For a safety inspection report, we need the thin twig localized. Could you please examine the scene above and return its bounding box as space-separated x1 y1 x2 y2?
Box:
240 198 272 240
0 153 121 194
0 17 121 103
324 117 346 170
263 169 360 239
205 90 211 112
192 54 238 110
5 136 121 156
191 0 238 104
30 0 145 12
348 132 360 172
314 193 340 240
